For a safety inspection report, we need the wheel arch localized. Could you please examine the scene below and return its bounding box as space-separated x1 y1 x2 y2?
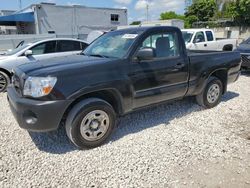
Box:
208 69 228 94
62 89 125 124
222 44 233 51
0 68 11 78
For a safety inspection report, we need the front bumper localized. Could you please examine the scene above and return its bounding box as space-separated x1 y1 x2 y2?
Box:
7 86 73 132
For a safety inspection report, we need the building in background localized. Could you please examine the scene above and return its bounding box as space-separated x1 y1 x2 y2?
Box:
0 2 127 39
0 10 17 34
118 19 184 30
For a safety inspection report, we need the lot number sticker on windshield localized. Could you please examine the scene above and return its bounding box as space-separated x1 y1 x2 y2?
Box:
122 34 138 39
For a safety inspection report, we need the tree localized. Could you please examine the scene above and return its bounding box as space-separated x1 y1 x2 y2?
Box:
185 15 199 28
185 0 217 22
130 21 141 25
160 11 192 28
225 0 250 25
160 11 185 20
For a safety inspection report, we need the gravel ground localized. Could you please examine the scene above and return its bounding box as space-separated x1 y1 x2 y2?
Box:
0 74 250 188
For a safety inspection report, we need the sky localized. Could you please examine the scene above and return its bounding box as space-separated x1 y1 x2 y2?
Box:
0 0 185 23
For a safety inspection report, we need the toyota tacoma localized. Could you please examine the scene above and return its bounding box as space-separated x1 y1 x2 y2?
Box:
7 26 241 149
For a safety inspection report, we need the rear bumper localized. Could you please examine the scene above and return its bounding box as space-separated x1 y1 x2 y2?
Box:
7 86 73 132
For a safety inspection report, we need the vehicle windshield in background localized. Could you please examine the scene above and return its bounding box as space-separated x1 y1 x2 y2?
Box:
182 31 194 44
241 37 250 44
4 44 31 56
83 31 141 58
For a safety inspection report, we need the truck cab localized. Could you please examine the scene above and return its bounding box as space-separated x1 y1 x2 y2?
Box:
182 29 237 51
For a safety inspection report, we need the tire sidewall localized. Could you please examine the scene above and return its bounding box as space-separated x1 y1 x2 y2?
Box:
67 100 116 149
203 78 223 108
0 71 10 92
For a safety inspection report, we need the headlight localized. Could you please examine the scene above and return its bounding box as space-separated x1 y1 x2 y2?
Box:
23 76 57 98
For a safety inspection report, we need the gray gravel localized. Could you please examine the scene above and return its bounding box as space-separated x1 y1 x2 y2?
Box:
0 74 250 188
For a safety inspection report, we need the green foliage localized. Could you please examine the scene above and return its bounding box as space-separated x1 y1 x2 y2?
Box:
224 0 250 25
184 15 198 28
130 21 141 25
160 11 194 28
158 0 250 28
160 11 185 20
185 0 217 22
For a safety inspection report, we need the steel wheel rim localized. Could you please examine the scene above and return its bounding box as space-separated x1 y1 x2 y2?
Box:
0 73 7 91
80 110 110 141
207 83 220 104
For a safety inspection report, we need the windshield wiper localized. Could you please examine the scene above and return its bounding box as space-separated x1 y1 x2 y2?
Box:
87 54 110 58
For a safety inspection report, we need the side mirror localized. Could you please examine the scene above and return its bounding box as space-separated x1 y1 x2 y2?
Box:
136 48 154 61
24 50 33 56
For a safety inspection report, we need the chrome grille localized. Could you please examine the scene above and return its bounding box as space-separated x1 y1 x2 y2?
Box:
241 54 250 68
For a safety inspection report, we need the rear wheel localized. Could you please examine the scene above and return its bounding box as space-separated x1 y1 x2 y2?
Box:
65 98 116 149
0 71 10 92
196 77 223 108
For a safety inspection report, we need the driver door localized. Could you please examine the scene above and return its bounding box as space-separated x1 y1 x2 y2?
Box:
129 31 189 109
193 31 207 50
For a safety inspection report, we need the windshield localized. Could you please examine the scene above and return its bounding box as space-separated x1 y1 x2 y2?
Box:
182 31 194 44
4 44 31 56
83 30 141 58
241 37 250 44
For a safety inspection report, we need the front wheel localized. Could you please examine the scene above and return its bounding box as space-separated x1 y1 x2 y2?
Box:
0 71 10 92
65 98 116 149
196 77 223 108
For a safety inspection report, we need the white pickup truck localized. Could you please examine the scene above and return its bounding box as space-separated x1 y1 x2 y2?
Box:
182 29 238 51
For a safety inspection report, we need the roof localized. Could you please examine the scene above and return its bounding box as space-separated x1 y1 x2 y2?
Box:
0 11 34 26
115 26 180 33
30 3 127 11
27 38 88 45
182 28 213 32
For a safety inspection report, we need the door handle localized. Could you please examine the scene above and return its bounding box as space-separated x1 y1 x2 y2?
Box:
175 63 185 69
204 44 207 47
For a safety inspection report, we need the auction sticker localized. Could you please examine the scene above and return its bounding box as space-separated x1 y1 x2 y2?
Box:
122 34 138 39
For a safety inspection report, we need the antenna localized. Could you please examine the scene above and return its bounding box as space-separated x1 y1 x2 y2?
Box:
18 0 22 10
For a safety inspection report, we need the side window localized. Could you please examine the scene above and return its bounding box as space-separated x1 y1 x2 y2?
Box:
206 31 214 41
31 41 56 55
80 42 88 50
57 40 81 52
194 32 205 43
111 14 119 22
141 32 180 58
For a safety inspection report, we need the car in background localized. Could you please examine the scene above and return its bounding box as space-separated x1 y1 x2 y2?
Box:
182 29 238 51
0 38 88 92
86 30 107 43
235 37 250 70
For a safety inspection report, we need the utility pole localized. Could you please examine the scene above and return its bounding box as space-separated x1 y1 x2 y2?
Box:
146 0 150 22
18 0 22 10
146 3 149 22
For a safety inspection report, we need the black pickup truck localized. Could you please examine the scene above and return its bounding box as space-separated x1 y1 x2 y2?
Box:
7 26 241 149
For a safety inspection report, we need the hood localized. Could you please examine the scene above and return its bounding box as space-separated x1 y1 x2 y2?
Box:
17 54 113 76
0 55 9 60
236 44 250 53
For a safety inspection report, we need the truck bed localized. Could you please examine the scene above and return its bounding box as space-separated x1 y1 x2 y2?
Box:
186 50 241 96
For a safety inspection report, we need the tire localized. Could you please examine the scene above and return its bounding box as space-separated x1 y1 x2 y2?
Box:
0 71 10 92
196 77 223 109
65 98 116 149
